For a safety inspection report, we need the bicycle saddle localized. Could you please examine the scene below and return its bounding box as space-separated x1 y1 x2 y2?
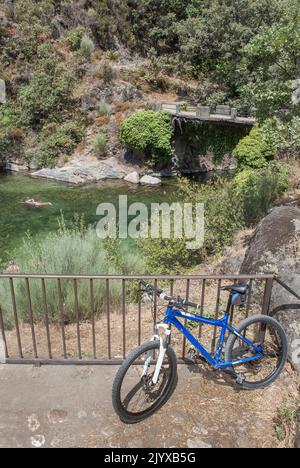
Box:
221 284 248 294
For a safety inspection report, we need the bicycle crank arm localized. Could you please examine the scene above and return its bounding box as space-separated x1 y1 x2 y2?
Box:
221 366 246 385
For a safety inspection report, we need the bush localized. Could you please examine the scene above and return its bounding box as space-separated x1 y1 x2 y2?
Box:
0 102 23 154
232 162 289 224
98 100 113 116
92 132 107 158
261 117 300 158
120 111 174 165
93 60 115 83
19 64 74 126
0 218 145 327
66 26 85 51
38 122 85 167
138 237 200 275
139 163 290 274
80 34 95 60
233 125 275 171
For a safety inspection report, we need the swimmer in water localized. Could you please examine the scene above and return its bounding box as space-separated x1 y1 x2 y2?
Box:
20 198 53 208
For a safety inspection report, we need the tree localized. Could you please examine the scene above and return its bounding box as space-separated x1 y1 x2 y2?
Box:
176 0 285 87
240 2 300 121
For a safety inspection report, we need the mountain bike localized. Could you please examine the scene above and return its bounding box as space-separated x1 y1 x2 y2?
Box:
112 280 288 424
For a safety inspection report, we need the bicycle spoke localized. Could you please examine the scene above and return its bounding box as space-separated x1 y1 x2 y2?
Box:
231 322 284 383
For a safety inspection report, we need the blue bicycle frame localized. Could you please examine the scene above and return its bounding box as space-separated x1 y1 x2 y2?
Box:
163 307 264 368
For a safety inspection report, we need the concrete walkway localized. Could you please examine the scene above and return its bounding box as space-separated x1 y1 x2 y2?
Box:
0 364 298 448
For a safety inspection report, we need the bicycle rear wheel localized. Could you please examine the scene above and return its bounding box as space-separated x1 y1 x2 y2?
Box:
112 340 177 424
225 315 288 390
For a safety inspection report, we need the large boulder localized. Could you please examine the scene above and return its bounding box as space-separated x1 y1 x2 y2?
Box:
240 206 300 371
240 206 300 274
32 156 129 185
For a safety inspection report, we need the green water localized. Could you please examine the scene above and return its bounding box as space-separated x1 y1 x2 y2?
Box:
0 172 179 267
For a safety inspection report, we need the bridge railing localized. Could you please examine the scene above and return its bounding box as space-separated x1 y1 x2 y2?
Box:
0 273 278 365
153 102 255 125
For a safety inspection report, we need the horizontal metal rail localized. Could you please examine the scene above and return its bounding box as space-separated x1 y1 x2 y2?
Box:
0 273 274 280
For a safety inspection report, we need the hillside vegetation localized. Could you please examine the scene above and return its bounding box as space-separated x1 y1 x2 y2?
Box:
0 0 299 169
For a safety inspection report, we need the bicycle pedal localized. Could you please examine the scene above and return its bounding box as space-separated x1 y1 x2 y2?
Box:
236 373 246 385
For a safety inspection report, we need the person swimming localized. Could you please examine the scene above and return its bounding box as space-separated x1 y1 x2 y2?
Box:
20 198 53 208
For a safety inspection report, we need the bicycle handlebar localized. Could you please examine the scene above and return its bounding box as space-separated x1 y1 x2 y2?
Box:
139 280 201 310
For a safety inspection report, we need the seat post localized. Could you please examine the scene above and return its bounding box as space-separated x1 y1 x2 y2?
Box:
225 293 233 316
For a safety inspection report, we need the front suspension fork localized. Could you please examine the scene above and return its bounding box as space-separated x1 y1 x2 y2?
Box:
151 323 171 385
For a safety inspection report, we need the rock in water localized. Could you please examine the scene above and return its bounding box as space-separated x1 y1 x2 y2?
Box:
140 175 161 186
124 172 140 184
240 206 300 372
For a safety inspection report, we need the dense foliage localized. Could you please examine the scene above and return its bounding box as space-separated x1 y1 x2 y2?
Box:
178 121 249 163
0 0 299 167
120 111 174 164
139 162 289 274
233 126 275 171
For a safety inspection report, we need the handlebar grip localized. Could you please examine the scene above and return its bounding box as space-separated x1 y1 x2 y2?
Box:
139 280 148 287
183 300 201 309
139 280 163 296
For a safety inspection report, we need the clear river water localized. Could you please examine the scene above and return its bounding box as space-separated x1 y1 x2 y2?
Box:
0 172 181 267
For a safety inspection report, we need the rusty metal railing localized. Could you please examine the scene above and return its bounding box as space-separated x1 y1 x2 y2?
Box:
0 273 276 365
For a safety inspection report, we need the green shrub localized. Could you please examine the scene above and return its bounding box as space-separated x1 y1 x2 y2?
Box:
80 34 95 59
261 117 300 157
139 164 289 274
92 132 107 158
233 125 276 171
232 162 289 224
38 122 84 167
138 237 199 275
93 60 115 83
120 111 174 164
66 26 85 51
144 72 169 92
0 102 23 153
19 67 74 126
98 100 113 116
0 218 145 327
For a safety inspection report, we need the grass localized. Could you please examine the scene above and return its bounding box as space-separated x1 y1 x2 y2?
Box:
98 101 113 117
275 401 297 442
92 132 107 158
0 216 145 327
80 35 95 59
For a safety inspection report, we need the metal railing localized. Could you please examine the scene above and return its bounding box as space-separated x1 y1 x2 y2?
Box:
153 102 256 126
0 273 280 365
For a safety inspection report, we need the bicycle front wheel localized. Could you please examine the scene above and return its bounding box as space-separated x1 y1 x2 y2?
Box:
112 341 178 424
225 315 288 390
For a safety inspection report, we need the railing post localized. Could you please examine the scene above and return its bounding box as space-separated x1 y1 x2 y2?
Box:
196 105 210 119
0 305 8 360
262 277 274 316
230 108 237 119
153 102 162 111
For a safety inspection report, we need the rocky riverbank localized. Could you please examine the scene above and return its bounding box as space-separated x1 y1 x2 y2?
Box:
31 156 161 185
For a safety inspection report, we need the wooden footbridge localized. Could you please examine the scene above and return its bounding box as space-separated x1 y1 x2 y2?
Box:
153 102 256 127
